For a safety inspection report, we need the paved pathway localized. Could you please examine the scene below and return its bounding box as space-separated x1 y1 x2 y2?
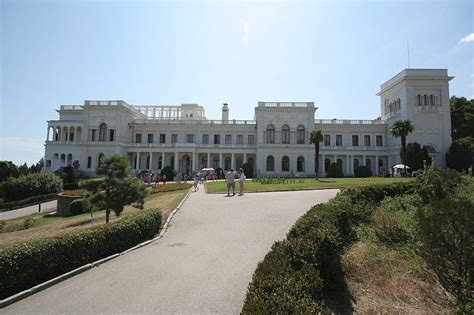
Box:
4 186 339 314
0 200 57 220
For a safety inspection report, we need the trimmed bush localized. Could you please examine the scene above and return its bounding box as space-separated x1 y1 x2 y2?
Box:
0 193 58 211
242 162 254 179
354 165 373 177
327 162 344 178
0 173 62 202
0 208 162 299
160 166 174 181
69 199 85 216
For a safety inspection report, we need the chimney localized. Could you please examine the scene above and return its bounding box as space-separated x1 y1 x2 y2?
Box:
222 103 229 122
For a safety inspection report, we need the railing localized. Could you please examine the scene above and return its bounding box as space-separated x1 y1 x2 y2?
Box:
127 143 257 149
60 105 83 110
321 145 387 151
414 105 442 113
133 119 256 125
258 101 314 108
315 119 385 125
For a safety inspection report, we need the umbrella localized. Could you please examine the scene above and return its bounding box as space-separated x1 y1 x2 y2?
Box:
392 164 410 169
202 168 215 171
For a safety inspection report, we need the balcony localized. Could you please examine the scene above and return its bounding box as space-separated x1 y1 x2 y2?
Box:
321 145 386 151
414 105 442 113
315 119 385 125
133 119 256 125
127 143 257 149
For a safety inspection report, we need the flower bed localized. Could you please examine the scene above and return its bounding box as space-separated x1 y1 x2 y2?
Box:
151 183 192 194
62 189 86 196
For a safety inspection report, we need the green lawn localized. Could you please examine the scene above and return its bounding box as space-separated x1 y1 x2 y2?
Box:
205 177 414 194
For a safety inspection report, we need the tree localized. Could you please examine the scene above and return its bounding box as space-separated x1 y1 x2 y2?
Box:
80 155 148 223
404 142 431 171
450 96 474 140
309 130 323 180
241 162 254 179
0 161 19 182
446 137 474 174
18 163 29 176
390 120 414 176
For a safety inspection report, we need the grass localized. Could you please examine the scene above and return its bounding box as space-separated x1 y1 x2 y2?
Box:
0 189 189 249
205 177 414 194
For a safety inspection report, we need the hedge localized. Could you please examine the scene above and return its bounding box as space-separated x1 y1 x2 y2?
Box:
242 182 414 313
0 173 63 202
0 208 162 299
0 193 58 211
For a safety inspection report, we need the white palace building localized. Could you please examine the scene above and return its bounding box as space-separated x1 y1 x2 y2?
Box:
44 68 454 177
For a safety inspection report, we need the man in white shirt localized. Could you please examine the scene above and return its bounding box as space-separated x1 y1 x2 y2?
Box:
225 169 237 196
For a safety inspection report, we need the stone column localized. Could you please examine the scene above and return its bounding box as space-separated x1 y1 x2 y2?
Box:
322 154 325 174
149 152 153 171
363 155 366 166
231 153 235 170
207 152 210 168
346 155 350 176
192 151 197 172
137 152 140 170
219 153 223 168
375 155 379 176
174 152 178 170
244 153 247 164
47 127 50 142
161 152 165 169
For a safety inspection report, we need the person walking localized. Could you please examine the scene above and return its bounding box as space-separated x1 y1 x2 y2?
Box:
238 168 245 196
193 174 199 192
225 168 237 196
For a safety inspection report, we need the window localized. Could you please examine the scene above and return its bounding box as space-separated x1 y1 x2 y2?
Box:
430 94 434 106
366 159 371 170
90 129 97 141
353 158 359 170
248 135 255 145
98 153 105 167
160 134 166 143
136 134 142 143
282 156 290 172
297 125 305 144
364 135 371 146
324 158 330 172
202 134 209 144
46 160 52 167
187 134 194 143
236 157 243 169
424 94 428 105
87 156 92 168
417 94 422 106
324 135 331 146
266 156 274 171
352 135 359 146
171 134 178 144
281 125 290 144
214 134 220 145
224 157 231 170
237 135 243 145
147 133 154 144
99 123 107 141
225 135 232 144
109 130 115 142
337 158 343 169
266 125 275 144
376 135 383 147
297 156 305 172
336 135 342 146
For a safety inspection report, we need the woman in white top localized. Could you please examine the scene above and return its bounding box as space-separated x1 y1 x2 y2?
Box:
238 168 246 196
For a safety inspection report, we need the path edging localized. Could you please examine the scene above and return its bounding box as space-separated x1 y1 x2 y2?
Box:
0 188 192 309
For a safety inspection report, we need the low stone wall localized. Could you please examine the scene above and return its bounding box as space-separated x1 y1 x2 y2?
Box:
57 194 83 217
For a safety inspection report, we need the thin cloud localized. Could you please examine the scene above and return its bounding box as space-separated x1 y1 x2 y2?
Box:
458 32 474 45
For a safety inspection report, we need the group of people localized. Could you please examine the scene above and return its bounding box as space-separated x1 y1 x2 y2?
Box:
224 168 246 196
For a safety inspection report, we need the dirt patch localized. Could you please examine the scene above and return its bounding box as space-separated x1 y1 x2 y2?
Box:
342 242 455 313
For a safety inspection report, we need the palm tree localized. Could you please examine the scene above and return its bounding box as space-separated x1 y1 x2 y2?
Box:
390 120 414 176
310 130 324 180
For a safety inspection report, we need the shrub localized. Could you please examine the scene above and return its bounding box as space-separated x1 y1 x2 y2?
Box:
0 173 63 202
241 163 254 179
62 189 86 196
22 217 37 229
354 165 372 177
371 206 407 244
69 199 85 216
0 208 162 299
160 166 174 181
327 162 344 178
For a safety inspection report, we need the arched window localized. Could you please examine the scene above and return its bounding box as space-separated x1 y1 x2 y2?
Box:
67 154 73 166
417 94 421 106
98 153 105 167
423 94 428 106
99 123 107 142
69 127 75 142
266 125 275 144
337 158 343 169
62 127 69 141
281 125 290 144
378 159 384 167
366 159 371 170
397 98 401 110
282 156 290 172
297 156 305 172
297 125 305 144
60 153 66 163
430 94 434 106
353 158 359 170
324 158 331 172
55 127 61 141
266 156 274 172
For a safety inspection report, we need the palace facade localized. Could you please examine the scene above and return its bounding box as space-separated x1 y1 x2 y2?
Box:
44 68 453 177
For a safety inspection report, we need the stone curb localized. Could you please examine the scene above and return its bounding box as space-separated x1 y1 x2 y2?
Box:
0 188 193 309
205 186 342 194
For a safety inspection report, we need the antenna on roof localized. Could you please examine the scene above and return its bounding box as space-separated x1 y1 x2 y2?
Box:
407 41 411 68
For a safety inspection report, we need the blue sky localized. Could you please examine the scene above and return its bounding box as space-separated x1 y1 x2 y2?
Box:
1 0 472 165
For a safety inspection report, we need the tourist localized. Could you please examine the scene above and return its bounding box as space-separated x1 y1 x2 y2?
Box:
193 174 199 192
225 168 237 196
238 168 245 196
162 174 167 184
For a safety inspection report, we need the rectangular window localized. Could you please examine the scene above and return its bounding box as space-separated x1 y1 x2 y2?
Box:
187 134 194 143
147 134 153 144
225 135 232 144
376 135 383 147
297 129 305 144
364 135 371 146
171 134 178 144
160 134 166 143
109 130 115 142
202 134 209 144
352 135 359 146
91 129 97 141
87 156 92 168
236 135 243 145
214 134 220 145
336 135 342 146
324 135 331 146
136 134 142 143
248 135 255 145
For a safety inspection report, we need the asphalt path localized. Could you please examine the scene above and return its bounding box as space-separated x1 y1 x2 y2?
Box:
0 200 57 220
4 186 339 314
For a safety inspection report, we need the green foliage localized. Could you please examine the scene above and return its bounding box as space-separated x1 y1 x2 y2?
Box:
327 162 344 178
252 177 305 185
22 217 38 229
69 199 85 216
404 142 431 170
241 162 253 179
0 173 63 202
390 119 415 175
450 96 474 140
160 165 174 181
310 130 323 180
446 136 474 174
354 165 372 178
0 208 162 299
0 193 58 211
0 161 20 182
80 155 147 223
